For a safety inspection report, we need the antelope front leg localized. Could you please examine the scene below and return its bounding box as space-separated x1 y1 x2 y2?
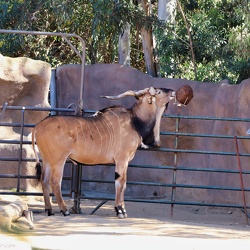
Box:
114 170 128 219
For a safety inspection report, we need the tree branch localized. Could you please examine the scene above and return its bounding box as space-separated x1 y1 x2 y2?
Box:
176 0 197 80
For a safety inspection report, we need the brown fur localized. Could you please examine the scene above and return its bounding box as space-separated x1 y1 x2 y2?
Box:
32 87 174 218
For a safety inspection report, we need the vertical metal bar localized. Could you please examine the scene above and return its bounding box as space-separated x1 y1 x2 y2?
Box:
71 163 83 214
170 104 181 218
70 163 75 198
77 164 83 213
71 163 78 213
234 136 249 225
17 108 25 192
0 102 8 122
62 36 86 114
78 51 85 114
50 69 57 115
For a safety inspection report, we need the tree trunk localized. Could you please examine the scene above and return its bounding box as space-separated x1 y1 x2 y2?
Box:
118 22 131 66
176 0 197 80
140 26 157 76
138 0 157 77
158 0 177 23
156 0 177 77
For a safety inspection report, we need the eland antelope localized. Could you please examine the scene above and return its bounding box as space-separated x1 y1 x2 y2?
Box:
32 87 175 218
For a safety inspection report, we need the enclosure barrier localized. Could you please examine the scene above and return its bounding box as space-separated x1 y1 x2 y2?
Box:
0 105 249 224
77 113 250 224
0 105 76 199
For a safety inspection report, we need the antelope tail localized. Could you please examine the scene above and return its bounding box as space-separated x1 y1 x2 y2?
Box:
31 129 42 181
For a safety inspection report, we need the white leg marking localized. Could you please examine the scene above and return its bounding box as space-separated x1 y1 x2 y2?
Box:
140 142 149 149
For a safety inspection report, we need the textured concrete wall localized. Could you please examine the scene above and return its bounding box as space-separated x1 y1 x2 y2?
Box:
56 63 250 205
1 59 249 207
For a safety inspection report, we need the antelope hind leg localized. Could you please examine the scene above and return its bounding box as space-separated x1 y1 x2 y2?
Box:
50 166 70 216
52 182 70 216
41 166 54 216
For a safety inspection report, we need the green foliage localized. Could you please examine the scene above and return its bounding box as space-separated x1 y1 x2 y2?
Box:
0 0 92 66
154 0 250 83
0 0 249 83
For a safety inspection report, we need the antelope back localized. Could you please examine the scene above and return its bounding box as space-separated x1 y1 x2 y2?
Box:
33 109 141 166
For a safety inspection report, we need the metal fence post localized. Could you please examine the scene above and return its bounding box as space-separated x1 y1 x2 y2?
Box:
170 104 181 218
234 136 249 225
17 107 25 192
71 163 83 214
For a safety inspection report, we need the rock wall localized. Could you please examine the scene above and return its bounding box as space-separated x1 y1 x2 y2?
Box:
0 54 51 191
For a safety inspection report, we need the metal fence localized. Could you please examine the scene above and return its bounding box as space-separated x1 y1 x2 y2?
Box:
1 29 250 225
0 104 249 224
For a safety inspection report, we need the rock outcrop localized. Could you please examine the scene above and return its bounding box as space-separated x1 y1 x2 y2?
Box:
0 54 51 191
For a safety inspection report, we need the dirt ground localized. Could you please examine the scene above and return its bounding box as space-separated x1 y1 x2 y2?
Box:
1 197 250 250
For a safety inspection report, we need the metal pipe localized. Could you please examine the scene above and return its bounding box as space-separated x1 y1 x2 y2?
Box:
142 147 250 157
72 164 83 214
0 105 75 112
77 164 83 213
164 114 250 122
170 104 181 218
128 163 250 174
50 69 57 115
0 102 8 122
17 108 25 192
3 107 250 122
71 163 78 213
234 136 249 225
69 163 75 199
80 178 250 191
161 131 250 140
0 191 71 197
82 195 250 211
0 29 86 113
0 174 71 180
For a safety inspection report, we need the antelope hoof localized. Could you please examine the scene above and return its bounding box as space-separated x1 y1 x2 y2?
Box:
123 212 128 218
118 213 125 219
115 205 127 219
153 141 161 148
61 210 70 216
45 209 55 216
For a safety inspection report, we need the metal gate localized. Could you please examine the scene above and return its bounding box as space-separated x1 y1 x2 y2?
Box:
0 104 249 224
75 111 250 224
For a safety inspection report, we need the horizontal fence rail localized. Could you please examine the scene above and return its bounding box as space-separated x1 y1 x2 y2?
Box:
0 105 250 224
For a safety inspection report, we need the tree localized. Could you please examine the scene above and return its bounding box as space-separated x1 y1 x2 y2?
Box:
118 22 131 66
154 0 249 83
0 0 249 83
137 0 157 76
158 0 176 23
